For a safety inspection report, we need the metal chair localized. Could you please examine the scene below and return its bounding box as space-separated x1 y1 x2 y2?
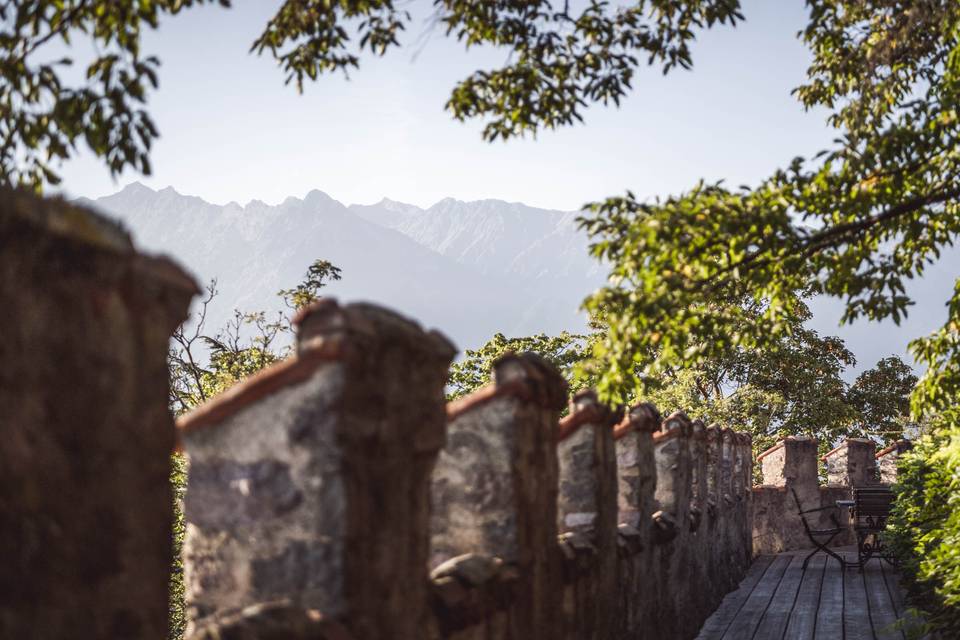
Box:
790 487 846 570
851 486 896 568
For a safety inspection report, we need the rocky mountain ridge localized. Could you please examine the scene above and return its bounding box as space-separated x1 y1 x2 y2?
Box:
79 182 955 371
79 183 604 351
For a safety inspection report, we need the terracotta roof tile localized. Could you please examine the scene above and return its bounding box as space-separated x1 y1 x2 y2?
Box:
445 379 529 422
821 438 875 461
755 441 785 461
176 338 346 439
875 439 911 459
612 402 661 440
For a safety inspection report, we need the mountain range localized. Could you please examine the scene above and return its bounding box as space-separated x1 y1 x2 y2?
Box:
79 183 605 352
79 183 956 372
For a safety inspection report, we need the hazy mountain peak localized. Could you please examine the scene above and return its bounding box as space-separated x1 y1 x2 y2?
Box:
85 184 604 351
119 181 155 195
377 197 422 214
303 189 341 208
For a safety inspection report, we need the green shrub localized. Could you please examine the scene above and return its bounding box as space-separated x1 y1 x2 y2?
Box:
889 427 960 636
169 453 188 640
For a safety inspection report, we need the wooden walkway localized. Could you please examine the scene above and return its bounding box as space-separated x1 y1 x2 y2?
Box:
697 549 927 639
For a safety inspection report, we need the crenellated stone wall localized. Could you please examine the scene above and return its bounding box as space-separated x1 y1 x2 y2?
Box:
176 302 757 640
180 300 456 640
3 192 763 640
752 437 908 555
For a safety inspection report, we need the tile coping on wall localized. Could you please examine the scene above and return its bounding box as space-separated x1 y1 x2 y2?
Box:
175 337 346 441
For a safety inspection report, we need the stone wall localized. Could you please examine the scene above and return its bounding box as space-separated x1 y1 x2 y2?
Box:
180 300 456 640
1 192 196 639
753 437 908 555
177 302 756 640
2 192 758 640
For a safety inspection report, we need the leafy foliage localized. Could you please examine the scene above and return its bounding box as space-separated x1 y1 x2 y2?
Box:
577 2 960 419
3 0 744 189
910 280 960 424
168 452 188 640
252 0 743 141
446 331 591 401
277 259 342 312
168 259 342 413
642 298 861 456
453 303 917 460
0 0 228 190
168 281 285 414
848 356 920 441
639 300 918 457
889 428 960 637
8 4 960 426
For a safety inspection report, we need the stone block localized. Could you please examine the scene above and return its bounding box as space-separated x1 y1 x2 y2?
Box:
612 402 660 638
651 412 694 638
734 433 754 571
430 352 567 639
876 439 912 484
180 300 455 640
824 438 878 487
614 402 660 530
556 390 620 640
0 192 196 640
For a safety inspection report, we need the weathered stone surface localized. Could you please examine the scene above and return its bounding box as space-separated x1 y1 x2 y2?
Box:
751 485 789 554
430 352 567 639
651 412 695 639
702 426 726 590
824 438 878 487
684 421 710 625
755 436 820 551
0 191 196 639
186 601 351 640
430 554 503 587
556 390 620 640
819 484 854 546
753 435 860 555
431 397 521 563
719 429 742 590
614 403 660 529
612 403 661 639
877 439 912 484
180 300 455 640
734 433 754 573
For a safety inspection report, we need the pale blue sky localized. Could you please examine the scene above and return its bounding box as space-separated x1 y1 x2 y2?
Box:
58 1 830 211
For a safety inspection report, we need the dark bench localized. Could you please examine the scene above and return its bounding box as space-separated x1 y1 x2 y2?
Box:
851 486 896 568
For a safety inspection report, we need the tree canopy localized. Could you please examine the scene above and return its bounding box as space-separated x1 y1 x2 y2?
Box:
454 300 919 455
447 331 592 401
578 2 960 421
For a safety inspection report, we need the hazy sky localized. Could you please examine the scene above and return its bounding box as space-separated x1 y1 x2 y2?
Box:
54 1 958 372
57 1 831 210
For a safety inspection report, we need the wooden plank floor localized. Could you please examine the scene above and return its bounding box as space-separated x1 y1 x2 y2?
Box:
696 548 926 639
